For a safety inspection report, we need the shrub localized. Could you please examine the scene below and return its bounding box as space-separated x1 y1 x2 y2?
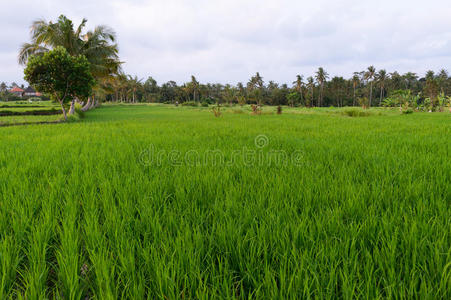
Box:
251 104 261 115
342 109 372 117
212 106 221 117
182 101 198 107
402 109 414 114
75 104 85 119
201 102 209 107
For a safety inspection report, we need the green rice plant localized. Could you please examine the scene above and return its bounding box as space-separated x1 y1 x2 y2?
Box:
0 105 449 298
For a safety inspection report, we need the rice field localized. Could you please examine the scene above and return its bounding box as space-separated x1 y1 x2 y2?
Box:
0 104 450 299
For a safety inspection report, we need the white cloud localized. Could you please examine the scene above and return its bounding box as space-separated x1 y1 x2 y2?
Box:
1 0 450 85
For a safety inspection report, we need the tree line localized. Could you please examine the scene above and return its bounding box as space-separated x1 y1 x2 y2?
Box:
8 15 451 113
95 68 451 109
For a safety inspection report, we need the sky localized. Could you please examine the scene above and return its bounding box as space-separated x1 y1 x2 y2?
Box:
1 0 450 85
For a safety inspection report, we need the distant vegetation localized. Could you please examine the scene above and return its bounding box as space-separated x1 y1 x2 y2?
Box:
91 68 451 112
1 15 450 114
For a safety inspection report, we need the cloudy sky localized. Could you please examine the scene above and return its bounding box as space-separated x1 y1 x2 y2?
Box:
1 0 450 85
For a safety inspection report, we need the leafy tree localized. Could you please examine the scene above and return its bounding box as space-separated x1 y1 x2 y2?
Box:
19 15 120 111
24 47 95 120
424 71 439 107
0 82 7 93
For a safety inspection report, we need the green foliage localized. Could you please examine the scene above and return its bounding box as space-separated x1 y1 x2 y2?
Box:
342 108 372 117
0 105 450 298
181 101 198 107
74 103 85 119
383 90 419 109
24 47 95 104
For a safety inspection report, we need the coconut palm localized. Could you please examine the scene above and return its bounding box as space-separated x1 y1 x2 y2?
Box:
190 75 200 102
292 75 304 104
364 66 376 107
352 73 360 106
315 67 328 107
437 69 448 95
403 72 418 91
377 69 388 105
306 76 315 107
19 15 121 111
248 72 264 105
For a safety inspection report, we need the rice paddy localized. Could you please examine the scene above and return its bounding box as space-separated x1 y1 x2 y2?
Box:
0 104 450 299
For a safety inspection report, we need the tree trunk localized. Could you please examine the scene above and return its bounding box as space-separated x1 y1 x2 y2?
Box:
369 82 373 107
353 86 356 106
60 101 67 121
81 97 92 111
69 99 75 115
380 86 383 105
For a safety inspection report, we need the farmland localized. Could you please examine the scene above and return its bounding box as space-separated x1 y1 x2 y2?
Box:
0 104 450 298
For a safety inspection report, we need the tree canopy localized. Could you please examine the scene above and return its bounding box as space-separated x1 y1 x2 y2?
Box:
24 46 95 119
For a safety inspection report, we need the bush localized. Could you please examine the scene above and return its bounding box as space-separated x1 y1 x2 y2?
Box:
212 106 221 117
402 109 414 114
201 97 215 105
181 101 198 107
201 102 209 107
75 104 85 119
342 109 372 117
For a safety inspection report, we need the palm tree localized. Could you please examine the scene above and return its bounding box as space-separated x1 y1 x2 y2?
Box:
292 75 304 104
377 69 388 105
437 69 448 95
315 67 328 107
127 75 142 103
248 72 264 106
0 82 7 93
403 72 418 91
424 70 438 106
352 73 360 106
306 76 315 107
190 75 200 102
18 15 121 111
364 66 376 107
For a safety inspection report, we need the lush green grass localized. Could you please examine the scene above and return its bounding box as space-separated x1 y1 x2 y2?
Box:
0 104 450 299
0 114 62 125
0 101 62 125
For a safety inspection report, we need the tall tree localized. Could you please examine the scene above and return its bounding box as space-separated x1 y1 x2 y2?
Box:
352 73 360 106
364 66 376 107
315 67 328 107
18 15 120 111
24 47 95 120
306 76 315 107
377 69 388 105
292 75 304 104
248 72 264 106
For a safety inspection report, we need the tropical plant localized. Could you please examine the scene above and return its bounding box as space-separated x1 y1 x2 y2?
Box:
364 66 376 107
377 69 388 105
19 15 120 111
23 47 95 120
315 67 328 107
